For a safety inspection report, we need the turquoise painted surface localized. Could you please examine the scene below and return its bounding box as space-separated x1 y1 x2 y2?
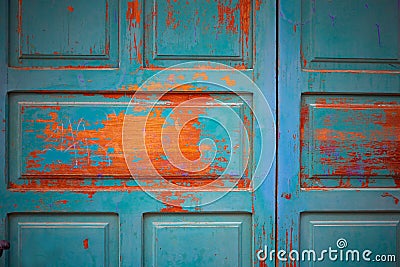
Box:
1 0 277 266
301 95 400 188
9 0 119 68
8 214 119 267
278 1 399 267
302 0 400 70
143 213 252 267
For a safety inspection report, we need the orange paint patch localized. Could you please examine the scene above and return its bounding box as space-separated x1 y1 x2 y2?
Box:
67 6 74 12
17 0 22 34
166 0 180 29
126 0 141 27
17 93 250 191
83 239 89 249
25 110 130 177
382 192 399 205
192 72 208 80
300 47 307 67
133 33 142 63
157 191 201 212
256 0 262 11
221 75 236 86
302 99 400 188
216 0 251 51
217 1 238 33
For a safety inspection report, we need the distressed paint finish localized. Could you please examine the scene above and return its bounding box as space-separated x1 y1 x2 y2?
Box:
144 0 253 68
301 95 400 188
143 213 252 267
9 92 252 192
8 214 119 266
1 0 277 266
279 1 400 267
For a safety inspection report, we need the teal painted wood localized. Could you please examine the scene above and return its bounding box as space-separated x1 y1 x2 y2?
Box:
1 0 277 266
8 214 119 267
143 0 253 68
301 0 400 71
301 95 400 188
278 1 400 267
9 0 119 68
300 213 399 266
0 0 7 265
143 213 252 267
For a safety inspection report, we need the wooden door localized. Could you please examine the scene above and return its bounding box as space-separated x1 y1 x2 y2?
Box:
277 0 400 266
0 0 276 266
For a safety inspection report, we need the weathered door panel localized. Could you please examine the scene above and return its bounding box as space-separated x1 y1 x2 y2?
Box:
1 0 276 266
278 0 399 266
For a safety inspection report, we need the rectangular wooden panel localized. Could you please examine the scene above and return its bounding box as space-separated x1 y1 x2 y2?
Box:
8 213 119 267
143 213 251 267
300 213 398 266
301 95 400 188
9 0 119 68
301 0 400 71
144 0 253 68
9 92 252 190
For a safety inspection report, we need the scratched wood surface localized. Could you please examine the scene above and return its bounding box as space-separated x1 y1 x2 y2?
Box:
9 92 252 190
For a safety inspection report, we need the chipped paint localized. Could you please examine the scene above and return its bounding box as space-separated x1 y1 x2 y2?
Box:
11 92 252 192
166 0 180 29
221 75 236 86
55 200 68 205
382 192 399 205
301 96 400 188
83 239 89 249
216 0 251 43
126 0 141 28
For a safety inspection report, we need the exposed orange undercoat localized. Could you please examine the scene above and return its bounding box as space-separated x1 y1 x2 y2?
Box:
221 75 236 86
382 192 399 205
133 34 142 63
157 191 200 212
192 72 208 80
166 0 180 29
25 111 130 177
216 0 251 45
255 0 262 11
83 239 89 249
126 0 141 28
17 0 22 34
302 99 400 188
17 93 250 192
217 1 237 33
105 1 109 21
299 43 309 68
